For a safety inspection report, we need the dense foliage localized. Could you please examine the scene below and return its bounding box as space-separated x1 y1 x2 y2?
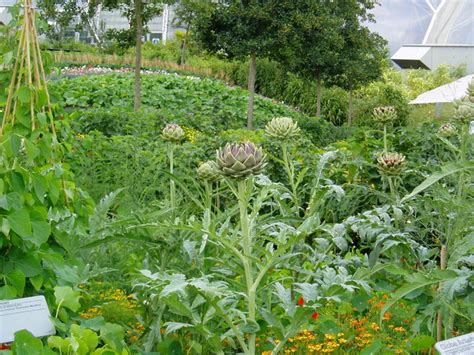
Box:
23 71 470 354
0 2 473 355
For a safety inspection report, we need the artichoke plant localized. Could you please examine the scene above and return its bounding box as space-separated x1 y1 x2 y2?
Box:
377 152 406 176
265 117 301 140
453 103 474 124
373 106 397 125
437 123 457 137
162 123 185 142
466 79 474 103
216 142 266 178
197 161 221 181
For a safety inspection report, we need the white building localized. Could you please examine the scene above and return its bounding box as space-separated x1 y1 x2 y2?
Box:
87 5 182 44
0 1 183 44
368 0 474 72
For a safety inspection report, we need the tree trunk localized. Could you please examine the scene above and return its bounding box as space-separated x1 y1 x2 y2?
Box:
247 53 257 129
316 71 321 118
134 0 142 112
348 89 353 126
180 25 189 66
85 18 102 48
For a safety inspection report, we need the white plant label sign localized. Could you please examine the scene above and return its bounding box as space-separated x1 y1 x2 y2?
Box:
0 296 55 343
435 332 474 354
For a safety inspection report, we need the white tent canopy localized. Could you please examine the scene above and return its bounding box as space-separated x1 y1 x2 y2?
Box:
410 74 474 104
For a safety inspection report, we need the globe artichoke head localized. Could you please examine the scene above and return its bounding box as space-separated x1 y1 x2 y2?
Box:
373 106 397 124
216 142 266 178
377 152 406 176
197 161 221 181
453 103 474 124
265 117 301 140
437 123 456 137
162 123 185 142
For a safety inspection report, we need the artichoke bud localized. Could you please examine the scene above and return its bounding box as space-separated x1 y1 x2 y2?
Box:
453 103 474 124
197 161 221 181
216 142 266 178
162 123 185 142
265 117 301 140
373 106 397 124
437 123 456 137
377 152 406 176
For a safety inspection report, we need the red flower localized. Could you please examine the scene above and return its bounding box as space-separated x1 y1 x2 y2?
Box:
297 296 304 306
0 344 11 350
311 312 319 320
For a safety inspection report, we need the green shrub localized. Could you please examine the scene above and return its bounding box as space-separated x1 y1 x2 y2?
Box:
353 81 411 127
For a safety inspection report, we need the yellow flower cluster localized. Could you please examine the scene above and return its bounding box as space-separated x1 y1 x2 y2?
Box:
277 331 349 354
80 307 102 319
269 293 415 354
80 287 139 320
182 126 200 143
126 321 146 343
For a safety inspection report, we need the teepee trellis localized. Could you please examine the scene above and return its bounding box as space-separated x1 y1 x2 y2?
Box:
1 0 56 139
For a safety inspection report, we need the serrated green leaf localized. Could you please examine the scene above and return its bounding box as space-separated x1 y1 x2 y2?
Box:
401 162 474 202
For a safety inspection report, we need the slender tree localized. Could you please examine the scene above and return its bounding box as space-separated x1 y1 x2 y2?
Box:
273 1 343 118
195 0 279 129
37 0 77 41
329 28 388 125
275 0 380 119
134 0 143 111
173 0 213 66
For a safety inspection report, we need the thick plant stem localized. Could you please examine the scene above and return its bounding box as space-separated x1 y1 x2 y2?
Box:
168 144 176 211
387 176 398 204
281 143 299 210
456 125 470 200
436 245 447 342
204 181 212 210
383 125 388 152
238 179 256 354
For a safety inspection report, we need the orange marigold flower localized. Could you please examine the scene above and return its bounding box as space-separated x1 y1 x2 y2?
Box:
383 312 392 321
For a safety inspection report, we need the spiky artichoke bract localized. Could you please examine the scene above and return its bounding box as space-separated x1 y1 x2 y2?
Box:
265 117 301 140
216 142 266 178
437 123 457 137
377 152 406 176
197 161 221 181
373 106 397 125
162 123 185 142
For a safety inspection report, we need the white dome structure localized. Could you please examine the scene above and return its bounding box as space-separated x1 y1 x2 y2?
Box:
369 0 474 72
